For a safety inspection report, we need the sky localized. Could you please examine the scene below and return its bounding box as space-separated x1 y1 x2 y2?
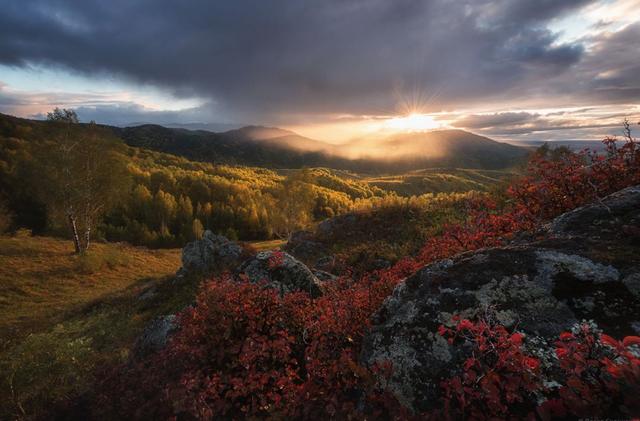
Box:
0 0 639 143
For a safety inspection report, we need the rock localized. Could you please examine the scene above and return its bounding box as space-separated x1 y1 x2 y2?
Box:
361 185 640 413
288 230 315 244
285 230 328 262
317 213 357 239
312 269 338 282
137 287 157 301
237 250 324 297
134 315 178 357
549 185 640 238
314 255 336 271
371 258 392 270
180 230 243 276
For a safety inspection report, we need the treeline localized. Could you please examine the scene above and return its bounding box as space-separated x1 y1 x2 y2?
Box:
0 112 387 248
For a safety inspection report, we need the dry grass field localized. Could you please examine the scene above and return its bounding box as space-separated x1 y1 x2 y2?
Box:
0 232 186 419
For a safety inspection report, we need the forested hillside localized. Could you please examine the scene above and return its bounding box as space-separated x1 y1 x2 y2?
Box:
0 113 515 248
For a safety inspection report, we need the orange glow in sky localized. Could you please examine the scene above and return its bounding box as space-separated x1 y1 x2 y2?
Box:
382 113 442 132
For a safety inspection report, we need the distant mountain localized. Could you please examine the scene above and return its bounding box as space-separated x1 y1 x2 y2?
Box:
338 129 528 170
117 124 349 169
118 124 528 172
0 113 529 172
126 122 241 132
515 139 607 152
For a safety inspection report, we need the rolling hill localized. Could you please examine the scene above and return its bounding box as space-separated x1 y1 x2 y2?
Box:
118 123 529 172
338 129 528 170
0 112 528 172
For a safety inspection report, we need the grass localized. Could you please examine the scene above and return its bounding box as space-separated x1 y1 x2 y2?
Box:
0 232 189 420
248 238 286 251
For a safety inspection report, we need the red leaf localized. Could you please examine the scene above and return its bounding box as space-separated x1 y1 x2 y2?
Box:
622 336 640 347
600 334 619 348
559 332 573 340
510 333 523 346
524 357 540 371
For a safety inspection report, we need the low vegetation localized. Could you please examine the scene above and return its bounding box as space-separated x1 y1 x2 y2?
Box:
0 233 183 419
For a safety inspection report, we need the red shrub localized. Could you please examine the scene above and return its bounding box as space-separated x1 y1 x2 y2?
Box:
539 322 640 419
509 124 640 223
436 317 542 420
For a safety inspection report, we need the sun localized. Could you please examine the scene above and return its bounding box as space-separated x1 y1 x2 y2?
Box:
383 113 441 132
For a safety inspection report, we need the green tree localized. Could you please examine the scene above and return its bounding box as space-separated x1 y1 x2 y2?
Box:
36 109 130 253
130 185 153 221
0 197 13 234
152 190 177 230
192 218 204 240
271 169 316 239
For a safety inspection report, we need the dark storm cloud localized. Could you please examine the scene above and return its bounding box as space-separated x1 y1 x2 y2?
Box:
578 22 640 102
0 0 634 123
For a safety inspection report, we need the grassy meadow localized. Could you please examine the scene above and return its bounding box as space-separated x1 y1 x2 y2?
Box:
0 232 185 419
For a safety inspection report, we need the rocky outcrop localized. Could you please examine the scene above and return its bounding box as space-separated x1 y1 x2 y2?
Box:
316 213 357 240
312 269 338 283
133 315 178 357
361 185 640 413
237 250 324 297
284 230 329 263
178 230 243 277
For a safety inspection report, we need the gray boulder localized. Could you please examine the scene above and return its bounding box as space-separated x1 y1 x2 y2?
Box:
237 250 324 297
312 269 338 283
133 315 178 357
316 213 357 239
284 230 328 262
180 230 243 276
314 255 336 271
361 185 640 413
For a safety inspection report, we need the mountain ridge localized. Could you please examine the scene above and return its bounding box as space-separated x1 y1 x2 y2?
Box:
0 112 529 173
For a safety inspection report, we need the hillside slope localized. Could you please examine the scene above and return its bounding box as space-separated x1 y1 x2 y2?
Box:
118 123 528 172
340 129 528 170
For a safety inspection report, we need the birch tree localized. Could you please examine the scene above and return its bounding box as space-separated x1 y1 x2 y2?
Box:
37 108 129 253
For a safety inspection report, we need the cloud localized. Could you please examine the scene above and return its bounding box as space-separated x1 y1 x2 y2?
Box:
2 0 625 125
451 107 640 141
44 103 220 126
453 112 541 130
0 82 224 126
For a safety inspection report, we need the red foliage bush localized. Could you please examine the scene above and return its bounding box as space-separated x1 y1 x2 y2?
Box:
539 322 640 419
510 123 640 222
434 319 640 420
436 317 541 420
95 274 404 419
92 128 640 419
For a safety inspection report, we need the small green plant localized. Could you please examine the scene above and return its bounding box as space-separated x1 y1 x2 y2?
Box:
2 325 95 419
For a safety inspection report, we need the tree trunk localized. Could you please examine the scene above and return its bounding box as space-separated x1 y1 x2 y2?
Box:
84 224 91 251
68 214 82 254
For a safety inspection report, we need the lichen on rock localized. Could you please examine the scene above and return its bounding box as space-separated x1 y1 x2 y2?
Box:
361 185 640 413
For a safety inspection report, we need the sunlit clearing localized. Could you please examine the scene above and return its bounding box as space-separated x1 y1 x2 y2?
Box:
384 113 441 132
